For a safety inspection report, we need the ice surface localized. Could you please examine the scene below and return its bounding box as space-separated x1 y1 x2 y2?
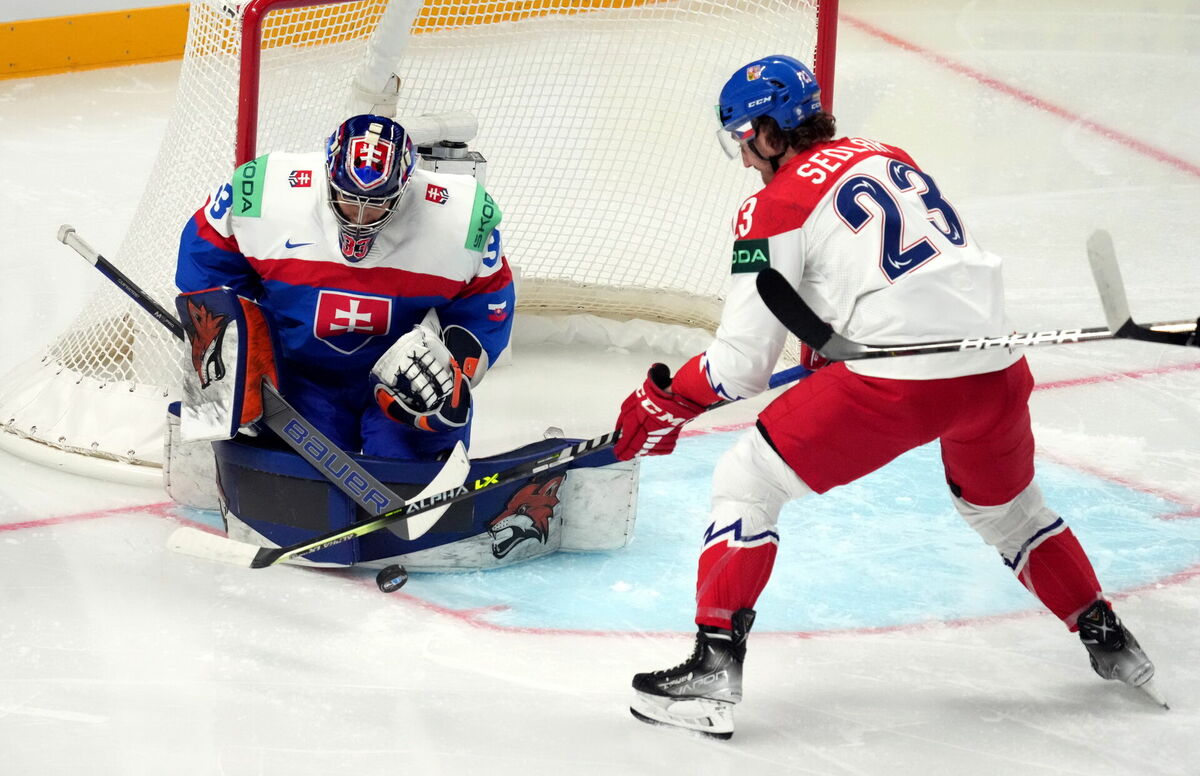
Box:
1 1 1198 773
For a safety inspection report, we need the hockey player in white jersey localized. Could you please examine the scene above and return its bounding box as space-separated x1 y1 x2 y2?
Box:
177 114 514 461
612 55 1163 738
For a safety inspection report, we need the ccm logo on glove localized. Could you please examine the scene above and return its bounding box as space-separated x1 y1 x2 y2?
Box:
613 363 706 460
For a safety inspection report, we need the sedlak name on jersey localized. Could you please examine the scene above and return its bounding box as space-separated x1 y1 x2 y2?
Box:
794 137 893 185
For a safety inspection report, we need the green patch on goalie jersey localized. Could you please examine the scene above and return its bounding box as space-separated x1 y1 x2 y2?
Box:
731 239 770 273
465 183 502 251
233 155 268 218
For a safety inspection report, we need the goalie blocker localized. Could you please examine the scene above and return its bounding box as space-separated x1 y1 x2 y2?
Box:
176 287 281 443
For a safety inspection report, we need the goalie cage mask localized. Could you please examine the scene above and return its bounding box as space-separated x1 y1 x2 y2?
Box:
325 114 416 258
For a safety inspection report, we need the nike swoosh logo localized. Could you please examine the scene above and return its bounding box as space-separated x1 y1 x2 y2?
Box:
285 239 314 249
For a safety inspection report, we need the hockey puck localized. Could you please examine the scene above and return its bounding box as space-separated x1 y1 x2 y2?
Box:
376 564 409 593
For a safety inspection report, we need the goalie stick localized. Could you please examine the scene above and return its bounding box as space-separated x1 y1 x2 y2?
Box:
755 239 1197 362
58 225 186 341
57 225 468 539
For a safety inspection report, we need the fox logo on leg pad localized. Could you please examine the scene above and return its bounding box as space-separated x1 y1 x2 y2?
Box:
487 475 564 559
185 299 229 388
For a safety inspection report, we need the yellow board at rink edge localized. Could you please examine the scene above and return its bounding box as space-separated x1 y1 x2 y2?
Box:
1 0 663 80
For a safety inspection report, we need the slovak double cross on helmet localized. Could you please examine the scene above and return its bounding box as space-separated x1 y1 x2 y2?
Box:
716 54 822 159
325 114 416 261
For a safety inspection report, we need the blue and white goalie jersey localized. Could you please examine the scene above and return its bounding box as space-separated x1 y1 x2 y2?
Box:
176 151 514 376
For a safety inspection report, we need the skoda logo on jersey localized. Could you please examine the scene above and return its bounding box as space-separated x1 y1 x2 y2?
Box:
348 136 395 191
313 290 392 354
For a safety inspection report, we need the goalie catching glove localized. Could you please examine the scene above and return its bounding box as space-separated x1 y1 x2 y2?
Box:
614 362 709 460
371 321 488 432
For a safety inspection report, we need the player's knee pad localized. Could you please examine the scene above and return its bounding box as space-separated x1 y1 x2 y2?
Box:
952 481 1064 571
705 428 812 549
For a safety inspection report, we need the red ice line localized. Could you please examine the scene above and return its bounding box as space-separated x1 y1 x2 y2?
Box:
0 501 175 532
842 15 1200 179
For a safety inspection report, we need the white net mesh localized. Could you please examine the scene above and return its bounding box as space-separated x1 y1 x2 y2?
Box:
400 0 830 330
0 0 832 468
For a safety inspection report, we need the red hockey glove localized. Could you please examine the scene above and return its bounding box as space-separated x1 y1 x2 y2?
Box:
799 342 830 371
614 363 707 461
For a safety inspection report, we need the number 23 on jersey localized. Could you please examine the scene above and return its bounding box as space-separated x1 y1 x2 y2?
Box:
834 160 966 283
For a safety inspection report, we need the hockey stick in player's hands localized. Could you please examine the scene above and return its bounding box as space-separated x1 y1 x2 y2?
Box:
755 236 1197 362
1086 229 1198 347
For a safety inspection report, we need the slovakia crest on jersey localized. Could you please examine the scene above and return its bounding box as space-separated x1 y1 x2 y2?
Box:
425 184 449 204
288 170 313 187
349 136 395 191
314 290 392 354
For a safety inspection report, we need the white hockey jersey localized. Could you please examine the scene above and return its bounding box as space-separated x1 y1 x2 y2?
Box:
704 136 1021 398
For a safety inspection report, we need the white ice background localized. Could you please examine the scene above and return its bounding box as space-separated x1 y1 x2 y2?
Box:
1 1 1199 774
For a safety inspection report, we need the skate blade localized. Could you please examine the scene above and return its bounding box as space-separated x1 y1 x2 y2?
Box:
1137 678 1169 710
630 691 734 739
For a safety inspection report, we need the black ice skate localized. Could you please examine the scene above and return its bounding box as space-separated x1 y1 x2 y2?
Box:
1077 600 1168 708
629 608 755 739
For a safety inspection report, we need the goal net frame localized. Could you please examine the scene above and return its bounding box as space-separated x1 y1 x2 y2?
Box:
0 0 838 482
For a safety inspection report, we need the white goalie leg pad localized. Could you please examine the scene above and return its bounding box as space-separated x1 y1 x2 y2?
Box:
706 429 812 550
630 692 735 738
952 481 1065 573
163 406 220 510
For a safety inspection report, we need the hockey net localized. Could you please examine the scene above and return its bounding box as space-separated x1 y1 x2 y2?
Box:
0 0 836 474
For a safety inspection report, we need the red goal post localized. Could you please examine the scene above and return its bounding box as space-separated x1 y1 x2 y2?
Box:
0 0 838 479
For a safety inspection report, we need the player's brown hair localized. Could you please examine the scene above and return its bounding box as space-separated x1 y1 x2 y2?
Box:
753 112 837 154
